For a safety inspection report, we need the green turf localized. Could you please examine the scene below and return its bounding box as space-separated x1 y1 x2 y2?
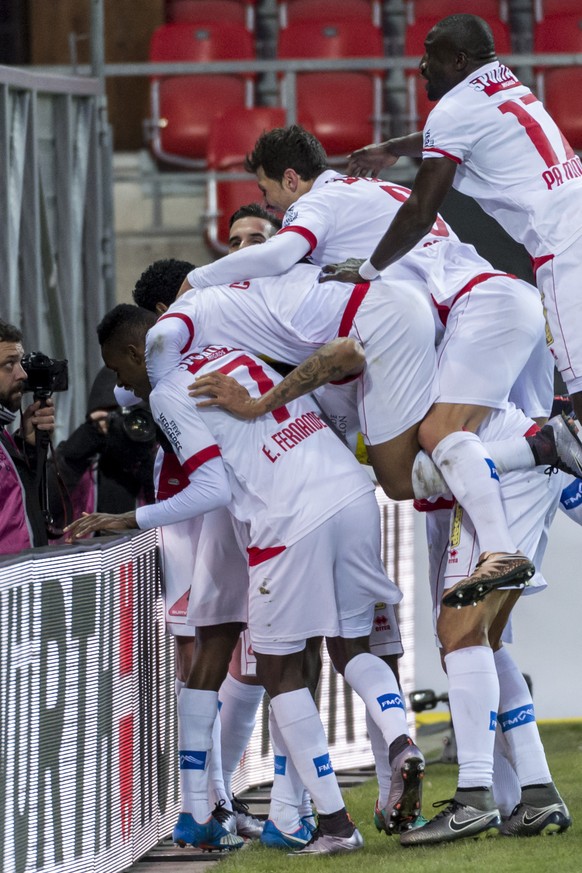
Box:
220 722 581 873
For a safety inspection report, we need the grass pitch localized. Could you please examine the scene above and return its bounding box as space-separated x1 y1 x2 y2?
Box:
221 721 582 873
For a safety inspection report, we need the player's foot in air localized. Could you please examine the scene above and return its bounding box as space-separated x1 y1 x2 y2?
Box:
442 551 535 608
376 736 425 834
527 412 582 478
400 791 501 846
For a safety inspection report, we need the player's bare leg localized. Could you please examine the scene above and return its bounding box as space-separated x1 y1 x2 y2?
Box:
366 422 422 501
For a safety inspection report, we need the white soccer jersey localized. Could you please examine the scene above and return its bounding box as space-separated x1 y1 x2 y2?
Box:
279 171 510 305
422 61 582 257
149 346 373 554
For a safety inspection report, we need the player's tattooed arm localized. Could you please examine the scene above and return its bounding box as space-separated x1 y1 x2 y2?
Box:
347 132 423 176
189 338 365 419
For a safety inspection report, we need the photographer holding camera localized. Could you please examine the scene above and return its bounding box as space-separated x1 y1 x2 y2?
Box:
49 366 157 531
0 319 56 554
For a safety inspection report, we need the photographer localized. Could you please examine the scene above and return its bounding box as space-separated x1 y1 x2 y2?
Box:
49 366 156 531
0 319 56 553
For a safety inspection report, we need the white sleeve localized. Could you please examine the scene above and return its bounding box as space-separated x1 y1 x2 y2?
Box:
186 231 310 289
114 385 142 407
422 103 470 164
145 316 192 387
135 456 230 528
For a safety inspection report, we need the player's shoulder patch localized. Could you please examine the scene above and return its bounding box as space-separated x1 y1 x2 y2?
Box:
283 205 299 227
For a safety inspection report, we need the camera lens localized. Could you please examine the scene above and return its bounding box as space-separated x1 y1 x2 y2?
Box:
121 408 156 443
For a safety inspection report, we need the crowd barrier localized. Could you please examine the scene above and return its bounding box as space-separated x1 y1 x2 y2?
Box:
0 488 414 872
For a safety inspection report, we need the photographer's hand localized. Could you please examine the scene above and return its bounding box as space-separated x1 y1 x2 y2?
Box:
64 510 138 541
21 398 55 446
88 409 110 436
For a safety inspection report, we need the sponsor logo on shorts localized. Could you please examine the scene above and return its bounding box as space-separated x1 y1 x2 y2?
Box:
489 712 498 731
377 693 404 713
485 458 499 481
498 705 535 732
561 479 582 510
313 753 334 777
179 750 207 770
274 754 287 776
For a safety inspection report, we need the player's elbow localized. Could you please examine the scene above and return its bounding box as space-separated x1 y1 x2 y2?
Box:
330 338 365 376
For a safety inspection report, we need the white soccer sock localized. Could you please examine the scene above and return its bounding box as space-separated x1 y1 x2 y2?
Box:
268 706 305 833
445 647 499 789
365 710 391 808
175 677 185 698
298 789 315 824
219 673 265 800
432 431 516 554
493 731 521 817
494 647 552 786
483 439 536 474
344 653 409 751
270 688 345 815
207 709 229 809
412 450 449 499
177 688 218 822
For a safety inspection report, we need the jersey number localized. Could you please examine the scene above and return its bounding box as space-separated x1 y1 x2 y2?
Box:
498 94 574 167
216 355 291 423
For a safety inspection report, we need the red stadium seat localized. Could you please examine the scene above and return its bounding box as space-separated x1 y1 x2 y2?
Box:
147 22 255 167
167 0 256 29
534 12 582 52
277 20 385 158
406 1 507 24
534 1 582 21
205 107 288 254
278 0 381 28
541 68 582 149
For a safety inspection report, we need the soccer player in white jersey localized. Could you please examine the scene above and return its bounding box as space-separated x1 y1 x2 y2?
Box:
332 12 582 586
178 123 582 599
66 304 426 855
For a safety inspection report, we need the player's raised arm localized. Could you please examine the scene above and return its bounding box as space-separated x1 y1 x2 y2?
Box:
189 338 365 419
347 132 424 176
320 156 457 284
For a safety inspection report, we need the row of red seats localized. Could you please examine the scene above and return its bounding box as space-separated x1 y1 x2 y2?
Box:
148 18 384 166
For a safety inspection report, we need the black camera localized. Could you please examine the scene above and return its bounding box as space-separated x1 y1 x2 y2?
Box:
21 352 69 400
107 406 157 444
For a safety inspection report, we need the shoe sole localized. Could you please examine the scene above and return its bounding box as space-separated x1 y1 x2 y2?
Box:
442 562 535 609
383 757 425 834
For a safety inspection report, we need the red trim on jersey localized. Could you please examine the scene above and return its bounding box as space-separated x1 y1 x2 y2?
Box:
182 444 221 476
217 354 291 423
247 544 287 566
433 272 515 327
531 253 554 277
157 311 195 355
277 225 318 254
423 147 462 164
337 282 371 337
414 497 455 513
524 423 540 437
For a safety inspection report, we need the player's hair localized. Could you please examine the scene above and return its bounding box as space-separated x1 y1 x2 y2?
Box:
228 203 282 232
432 14 496 64
97 304 157 348
0 320 23 344
244 125 328 182
132 258 195 311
